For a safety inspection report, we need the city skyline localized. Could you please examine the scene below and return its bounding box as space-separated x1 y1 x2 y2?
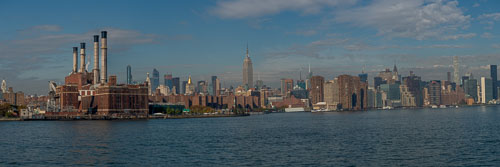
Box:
1 0 500 94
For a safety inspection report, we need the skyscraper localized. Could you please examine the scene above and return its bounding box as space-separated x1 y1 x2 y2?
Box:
310 76 324 104
280 79 293 95
453 56 459 84
429 80 441 105
164 74 173 90
1 80 6 93
211 76 217 95
152 69 160 93
126 65 132 84
242 45 254 88
172 77 180 95
490 65 497 99
185 76 195 95
181 81 188 95
480 77 493 103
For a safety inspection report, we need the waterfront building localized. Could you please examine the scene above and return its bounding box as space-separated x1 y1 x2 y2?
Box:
324 80 339 110
402 71 423 107
464 78 478 101
400 85 416 107
428 80 441 105
126 65 132 85
490 65 497 99
336 75 368 110
309 76 324 104
53 31 149 117
242 45 253 89
280 79 293 96
480 77 493 104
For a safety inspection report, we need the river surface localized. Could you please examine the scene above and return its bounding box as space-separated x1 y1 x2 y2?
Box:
1 106 500 166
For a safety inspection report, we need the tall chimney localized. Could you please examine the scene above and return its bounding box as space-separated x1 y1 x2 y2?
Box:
80 43 86 73
93 35 100 84
72 47 78 73
100 31 108 83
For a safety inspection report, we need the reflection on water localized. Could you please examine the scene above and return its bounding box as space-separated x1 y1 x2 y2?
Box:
1 106 500 166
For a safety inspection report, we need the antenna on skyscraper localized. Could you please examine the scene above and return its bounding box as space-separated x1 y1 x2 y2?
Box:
246 42 249 58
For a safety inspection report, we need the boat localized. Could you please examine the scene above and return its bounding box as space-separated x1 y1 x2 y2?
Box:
439 105 447 108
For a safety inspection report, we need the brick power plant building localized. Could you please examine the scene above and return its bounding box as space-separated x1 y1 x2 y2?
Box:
51 31 149 118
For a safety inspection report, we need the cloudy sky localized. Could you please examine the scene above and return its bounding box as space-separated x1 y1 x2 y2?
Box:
1 0 500 94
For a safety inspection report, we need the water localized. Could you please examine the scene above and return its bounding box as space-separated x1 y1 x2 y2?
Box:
1 106 500 166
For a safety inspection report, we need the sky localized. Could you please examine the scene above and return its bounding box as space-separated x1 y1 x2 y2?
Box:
1 0 500 95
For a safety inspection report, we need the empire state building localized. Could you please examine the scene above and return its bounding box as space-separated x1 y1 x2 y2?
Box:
242 45 253 89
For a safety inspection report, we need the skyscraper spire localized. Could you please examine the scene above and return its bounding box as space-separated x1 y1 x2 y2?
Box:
246 43 249 58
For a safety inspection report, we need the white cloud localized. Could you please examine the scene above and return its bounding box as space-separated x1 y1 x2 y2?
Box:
473 3 480 7
441 33 476 40
481 32 493 38
493 44 500 49
334 0 471 40
210 0 357 19
478 13 500 29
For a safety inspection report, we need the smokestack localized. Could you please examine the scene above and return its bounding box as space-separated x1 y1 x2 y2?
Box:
100 31 108 83
72 47 78 73
80 43 86 73
93 35 100 84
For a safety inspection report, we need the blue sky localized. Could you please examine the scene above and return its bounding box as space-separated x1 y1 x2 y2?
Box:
1 0 500 94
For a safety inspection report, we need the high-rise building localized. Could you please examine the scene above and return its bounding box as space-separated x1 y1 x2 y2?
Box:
280 79 293 95
310 76 324 104
447 72 451 82
215 78 221 96
380 83 401 100
151 69 159 93
324 80 339 110
164 74 173 90
126 65 132 84
453 56 459 84
242 45 254 88
464 78 478 101
336 75 368 110
185 76 195 95
211 76 217 96
256 79 264 90
429 80 441 105
181 81 188 95
306 64 313 90
296 80 306 90
172 77 180 95
490 65 497 99
480 77 493 104
374 77 383 90
402 71 423 107
1 80 6 93
358 73 368 83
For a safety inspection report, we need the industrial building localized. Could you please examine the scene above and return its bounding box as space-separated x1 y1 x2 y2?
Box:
50 31 149 118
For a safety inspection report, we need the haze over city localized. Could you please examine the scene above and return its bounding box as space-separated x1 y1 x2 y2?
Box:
1 0 500 95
